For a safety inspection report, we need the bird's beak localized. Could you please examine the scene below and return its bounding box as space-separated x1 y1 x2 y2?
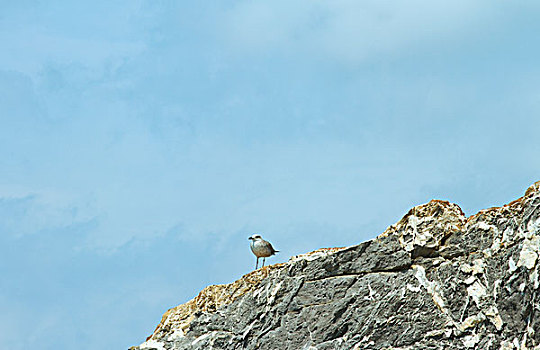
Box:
248 237 252 240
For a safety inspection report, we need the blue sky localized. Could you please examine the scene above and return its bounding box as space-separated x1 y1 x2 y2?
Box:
1 1 539 348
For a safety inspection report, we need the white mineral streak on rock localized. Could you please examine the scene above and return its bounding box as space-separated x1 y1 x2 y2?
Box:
499 340 514 350
364 282 376 301
477 222 498 231
485 306 504 331
260 280 283 316
406 283 421 293
267 281 283 306
301 345 318 350
192 331 217 345
410 215 430 249
466 281 487 305
517 225 530 240
399 215 421 252
526 315 535 340
413 265 454 326
490 234 502 254
430 257 444 266
509 257 518 273
462 334 480 348
527 216 540 235
463 276 476 285
458 313 485 332
461 259 485 275
520 331 528 350
530 267 539 290
242 320 256 340
460 263 473 274
502 226 513 243
167 329 186 341
262 281 274 300
252 284 263 298
139 339 166 350
517 237 540 270
466 281 503 330
353 342 372 350
472 259 485 274
424 329 447 338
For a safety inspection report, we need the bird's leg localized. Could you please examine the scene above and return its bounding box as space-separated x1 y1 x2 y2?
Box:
262 258 266 268
255 257 259 270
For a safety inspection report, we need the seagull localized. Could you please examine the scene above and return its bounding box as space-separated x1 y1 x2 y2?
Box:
248 234 278 269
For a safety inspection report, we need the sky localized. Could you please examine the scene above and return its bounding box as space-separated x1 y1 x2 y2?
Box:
1 1 539 349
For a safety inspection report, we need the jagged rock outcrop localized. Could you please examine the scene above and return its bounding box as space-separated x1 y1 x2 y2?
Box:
131 181 540 350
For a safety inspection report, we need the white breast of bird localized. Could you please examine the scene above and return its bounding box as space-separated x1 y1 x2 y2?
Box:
251 239 273 257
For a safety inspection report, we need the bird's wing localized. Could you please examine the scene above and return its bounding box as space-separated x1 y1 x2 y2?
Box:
266 241 278 254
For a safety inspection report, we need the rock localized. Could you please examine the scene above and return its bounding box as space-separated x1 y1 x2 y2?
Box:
131 181 540 350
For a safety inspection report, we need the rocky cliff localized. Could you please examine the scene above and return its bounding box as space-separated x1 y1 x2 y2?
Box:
131 181 540 350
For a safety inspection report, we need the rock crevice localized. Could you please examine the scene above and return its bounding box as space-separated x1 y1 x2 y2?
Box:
131 181 540 350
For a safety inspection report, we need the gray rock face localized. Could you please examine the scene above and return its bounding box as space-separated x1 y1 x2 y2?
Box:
132 181 540 350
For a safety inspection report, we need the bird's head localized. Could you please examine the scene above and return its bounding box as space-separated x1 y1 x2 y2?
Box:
248 234 262 241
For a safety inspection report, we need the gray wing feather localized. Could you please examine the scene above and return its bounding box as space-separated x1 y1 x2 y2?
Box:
264 240 278 255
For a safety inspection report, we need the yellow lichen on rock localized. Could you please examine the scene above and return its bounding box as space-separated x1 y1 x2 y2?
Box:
380 199 465 253
132 180 540 350
145 246 349 343
147 263 286 342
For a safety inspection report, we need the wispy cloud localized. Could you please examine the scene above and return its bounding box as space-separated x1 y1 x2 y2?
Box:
218 0 494 63
1 1 540 349
0 190 97 238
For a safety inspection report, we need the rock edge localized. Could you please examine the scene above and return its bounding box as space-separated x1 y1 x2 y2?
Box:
132 181 540 350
